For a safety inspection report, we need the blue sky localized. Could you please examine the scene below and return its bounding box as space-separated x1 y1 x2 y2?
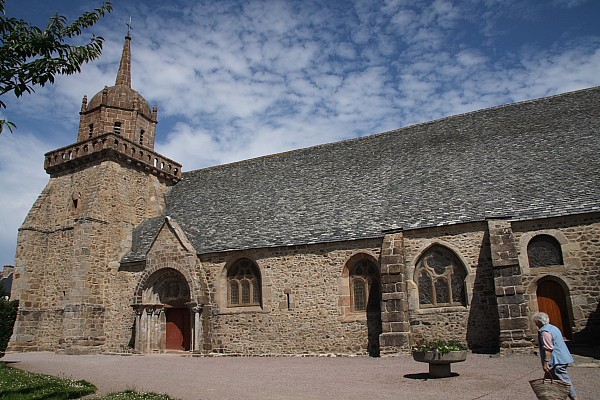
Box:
0 0 599 268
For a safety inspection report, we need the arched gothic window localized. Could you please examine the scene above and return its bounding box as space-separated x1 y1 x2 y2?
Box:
350 259 380 312
228 258 261 307
416 246 466 308
527 235 563 267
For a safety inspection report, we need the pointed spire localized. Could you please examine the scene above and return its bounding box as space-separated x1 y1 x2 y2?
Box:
115 35 132 87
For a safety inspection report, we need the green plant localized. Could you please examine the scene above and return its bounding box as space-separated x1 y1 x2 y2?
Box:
99 390 177 399
0 361 96 399
0 286 18 357
0 0 113 133
0 363 179 399
411 339 467 355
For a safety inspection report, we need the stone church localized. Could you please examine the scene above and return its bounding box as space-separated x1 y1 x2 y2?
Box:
8 35 600 356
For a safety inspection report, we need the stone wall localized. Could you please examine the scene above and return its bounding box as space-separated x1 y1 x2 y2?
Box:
512 213 600 343
199 239 383 355
167 216 598 356
9 160 170 353
400 222 500 353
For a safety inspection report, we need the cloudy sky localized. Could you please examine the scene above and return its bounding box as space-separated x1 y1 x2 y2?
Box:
0 0 599 268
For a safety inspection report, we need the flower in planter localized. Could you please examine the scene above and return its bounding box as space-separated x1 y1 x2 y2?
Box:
411 340 467 355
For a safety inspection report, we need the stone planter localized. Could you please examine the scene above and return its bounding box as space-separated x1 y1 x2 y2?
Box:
412 350 468 378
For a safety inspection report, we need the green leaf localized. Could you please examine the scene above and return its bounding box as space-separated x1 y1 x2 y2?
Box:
0 0 112 133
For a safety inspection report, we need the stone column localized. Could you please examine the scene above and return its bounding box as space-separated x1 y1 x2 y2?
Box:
133 305 143 353
144 306 153 354
487 219 533 353
378 232 410 353
192 305 203 353
150 306 164 352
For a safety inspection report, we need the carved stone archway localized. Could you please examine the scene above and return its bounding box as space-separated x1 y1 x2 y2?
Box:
132 268 203 353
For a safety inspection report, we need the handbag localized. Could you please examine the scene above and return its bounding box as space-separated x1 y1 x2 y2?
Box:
529 377 571 400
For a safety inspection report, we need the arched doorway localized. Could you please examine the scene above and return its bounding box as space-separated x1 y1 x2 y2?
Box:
537 279 572 340
134 268 195 353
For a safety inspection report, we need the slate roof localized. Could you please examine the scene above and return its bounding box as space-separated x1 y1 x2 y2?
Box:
122 86 600 262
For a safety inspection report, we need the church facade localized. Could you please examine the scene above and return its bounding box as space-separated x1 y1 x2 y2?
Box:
8 36 600 356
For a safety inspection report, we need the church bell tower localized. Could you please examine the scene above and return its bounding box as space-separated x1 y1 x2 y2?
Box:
9 34 181 354
45 34 180 180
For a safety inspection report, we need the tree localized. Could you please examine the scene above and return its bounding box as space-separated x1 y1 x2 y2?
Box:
0 0 112 133
0 285 17 357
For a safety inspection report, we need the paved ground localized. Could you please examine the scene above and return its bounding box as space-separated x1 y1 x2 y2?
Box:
3 350 599 400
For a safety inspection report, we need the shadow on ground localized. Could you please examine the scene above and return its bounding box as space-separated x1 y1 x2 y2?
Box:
403 372 460 380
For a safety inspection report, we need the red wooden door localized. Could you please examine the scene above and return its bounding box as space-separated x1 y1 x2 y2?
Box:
166 308 190 351
537 280 572 339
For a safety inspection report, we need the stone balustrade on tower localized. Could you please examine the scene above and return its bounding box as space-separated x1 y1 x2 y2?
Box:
44 132 182 183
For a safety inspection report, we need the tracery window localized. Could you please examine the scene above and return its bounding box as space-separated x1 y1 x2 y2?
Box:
350 259 380 312
228 258 261 307
527 235 563 267
416 246 466 308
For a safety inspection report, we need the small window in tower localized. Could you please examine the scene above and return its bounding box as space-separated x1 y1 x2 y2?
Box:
139 129 145 145
114 121 121 135
88 124 93 138
72 192 81 209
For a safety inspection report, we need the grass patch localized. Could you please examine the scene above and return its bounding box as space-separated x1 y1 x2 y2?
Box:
0 361 96 399
0 362 177 400
98 391 176 399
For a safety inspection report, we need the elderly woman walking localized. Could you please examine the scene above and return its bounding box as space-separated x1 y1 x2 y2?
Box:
532 311 579 400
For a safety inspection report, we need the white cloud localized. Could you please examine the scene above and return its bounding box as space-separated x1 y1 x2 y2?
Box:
552 0 590 8
0 0 599 267
456 49 487 67
0 133 51 267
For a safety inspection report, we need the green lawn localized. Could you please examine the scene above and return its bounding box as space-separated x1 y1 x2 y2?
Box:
0 362 176 400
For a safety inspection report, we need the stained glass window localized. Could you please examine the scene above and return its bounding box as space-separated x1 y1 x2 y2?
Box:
228 258 261 307
252 280 261 304
451 267 465 303
418 270 433 305
354 280 366 311
241 280 250 304
435 278 449 304
528 235 563 267
230 281 239 305
350 259 380 313
416 246 466 308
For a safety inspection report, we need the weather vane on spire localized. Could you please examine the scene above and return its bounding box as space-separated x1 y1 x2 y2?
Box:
126 17 133 36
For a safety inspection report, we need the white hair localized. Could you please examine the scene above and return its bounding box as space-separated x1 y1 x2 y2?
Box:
532 311 550 325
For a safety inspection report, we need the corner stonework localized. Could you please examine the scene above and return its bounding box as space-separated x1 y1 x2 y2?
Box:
487 220 534 353
378 232 410 353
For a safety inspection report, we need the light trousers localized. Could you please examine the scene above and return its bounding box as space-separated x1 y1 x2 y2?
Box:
551 364 577 399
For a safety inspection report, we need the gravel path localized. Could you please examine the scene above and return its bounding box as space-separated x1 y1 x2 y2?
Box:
3 351 599 399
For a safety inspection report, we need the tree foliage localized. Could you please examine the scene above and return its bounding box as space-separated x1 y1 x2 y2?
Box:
0 0 112 133
0 285 18 357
